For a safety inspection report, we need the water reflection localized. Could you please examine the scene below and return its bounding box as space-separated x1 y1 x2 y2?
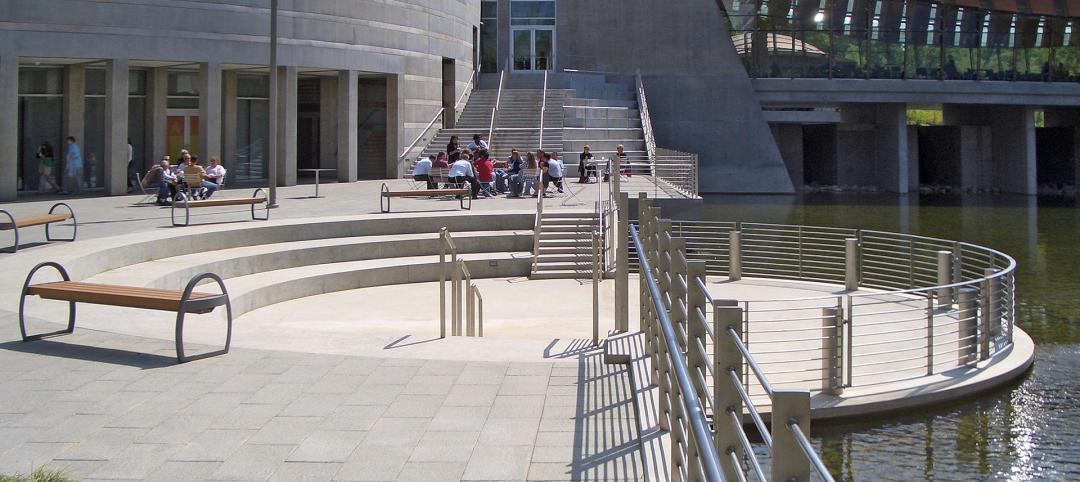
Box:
659 193 1080 480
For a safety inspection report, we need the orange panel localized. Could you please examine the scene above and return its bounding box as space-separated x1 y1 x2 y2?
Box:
990 0 1019 12
1027 0 1056 15
1068 0 1080 16
952 0 982 8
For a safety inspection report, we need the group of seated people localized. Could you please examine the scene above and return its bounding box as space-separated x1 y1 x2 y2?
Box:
140 149 226 206
411 134 627 200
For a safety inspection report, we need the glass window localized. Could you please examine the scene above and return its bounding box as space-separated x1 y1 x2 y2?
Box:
237 74 270 98
236 99 269 181
85 69 106 96
83 96 106 188
17 96 64 192
129 70 147 96
168 71 200 96
18 68 63 95
511 0 555 25
480 1 498 73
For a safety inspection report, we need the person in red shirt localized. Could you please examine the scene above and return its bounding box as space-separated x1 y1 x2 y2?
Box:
473 149 496 198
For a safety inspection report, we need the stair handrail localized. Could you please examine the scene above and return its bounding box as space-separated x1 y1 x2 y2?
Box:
531 166 544 274
399 108 445 171
635 70 658 177
488 70 505 155
538 69 548 151
455 69 476 117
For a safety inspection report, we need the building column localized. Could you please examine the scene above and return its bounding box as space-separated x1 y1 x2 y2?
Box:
874 103 910 193
319 76 337 172
336 70 358 182
944 105 1037 195
276 66 297 186
385 73 403 179
148 68 167 161
0 54 17 201
63 65 86 174
199 62 222 161
103 59 129 195
222 70 238 173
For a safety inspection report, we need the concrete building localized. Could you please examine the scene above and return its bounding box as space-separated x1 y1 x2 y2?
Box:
3 0 1080 200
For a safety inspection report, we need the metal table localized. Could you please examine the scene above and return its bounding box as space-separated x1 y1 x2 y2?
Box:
298 168 336 198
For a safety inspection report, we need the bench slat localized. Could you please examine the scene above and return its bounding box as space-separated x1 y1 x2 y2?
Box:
0 214 72 230
27 281 214 312
384 189 469 198
182 197 266 208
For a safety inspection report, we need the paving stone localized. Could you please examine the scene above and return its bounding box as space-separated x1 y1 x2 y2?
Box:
246 383 307 405
280 393 348 417
170 429 255 462
213 373 277 393
54 459 108 480
477 417 540 446
209 443 294 480
305 374 367 394
336 444 412 481
181 392 250 415
360 418 429 447
105 399 189 429
396 461 467 482
275 364 333 384
497 375 550 396
530 444 578 463
460 444 533 481
0 442 74 475
211 403 285 429
329 358 380 376
443 384 499 407
401 375 456 395
408 431 479 462
248 416 323 445
28 413 109 443
87 442 180 479
526 461 577 480
417 360 467 376
136 414 216 444
286 430 366 462
320 404 386 431
428 406 490 432
489 395 546 419
363 365 420 385
507 362 553 376
55 427 147 461
343 384 403 405
268 461 342 481
144 460 222 482
382 394 446 418
456 364 508 385
379 358 425 367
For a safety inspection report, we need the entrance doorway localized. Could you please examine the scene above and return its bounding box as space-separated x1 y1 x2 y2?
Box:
511 28 554 71
166 110 200 158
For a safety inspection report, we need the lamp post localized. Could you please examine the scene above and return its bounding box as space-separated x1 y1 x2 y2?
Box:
267 0 279 208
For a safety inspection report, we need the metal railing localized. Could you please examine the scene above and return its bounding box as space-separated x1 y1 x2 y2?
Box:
439 228 484 337
627 212 1016 397
487 70 505 156
635 72 701 199
635 70 658 163
397 71 477 172
538 70 548 151
634 201 836 481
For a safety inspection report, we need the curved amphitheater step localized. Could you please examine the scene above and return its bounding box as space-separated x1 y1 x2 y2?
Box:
531 212 600 280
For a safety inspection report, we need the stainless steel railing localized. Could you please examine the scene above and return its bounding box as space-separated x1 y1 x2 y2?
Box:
487 70 505 156
439 228 483 337
635 72 701 199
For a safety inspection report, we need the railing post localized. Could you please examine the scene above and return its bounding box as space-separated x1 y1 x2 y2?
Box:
771 389 812 482
617 192 630 332
452 252 461 336
958 287 978 366
729 230 742 281
463 262 474 337
439 228 447 338
714 303 743 482
687 261 708 406
466 283 475 337
592 230 601 346
670 238 688 357
936 250 952 306
638 194 653 333
845 238 859 291
985 267 1001 338
979 275 992 361
657 219 673 311
822 307 843 395
926 293 935 375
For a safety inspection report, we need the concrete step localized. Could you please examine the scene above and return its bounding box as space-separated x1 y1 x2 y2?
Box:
538 247 593 255
538 239 581 248
541 225 597 233
542 211 597 219
540 232 592 241
535 254 593 263
529 271 593 280
534 263 595 272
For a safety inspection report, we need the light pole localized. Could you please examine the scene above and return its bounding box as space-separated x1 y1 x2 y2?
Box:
267 0 279 208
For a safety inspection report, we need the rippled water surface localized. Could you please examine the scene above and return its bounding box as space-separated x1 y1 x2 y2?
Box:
671 193 1080 481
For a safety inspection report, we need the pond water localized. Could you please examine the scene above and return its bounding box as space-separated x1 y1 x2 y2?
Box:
662 193 1080 481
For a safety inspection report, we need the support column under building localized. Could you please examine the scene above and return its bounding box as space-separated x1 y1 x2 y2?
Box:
834 104 910 192
148 68 168 162
0 54 17 201
385 73 403 179
319 76 338 172
199 62 222 162
276 66 297 186
336 70 358 182
103 59 129 196
873 104 910 193
222 71 238 173
943 105 1037 195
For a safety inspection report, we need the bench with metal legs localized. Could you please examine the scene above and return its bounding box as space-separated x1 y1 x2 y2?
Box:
171 188 269 227
19 261 233 363
380 182 471 213
0 203 77 253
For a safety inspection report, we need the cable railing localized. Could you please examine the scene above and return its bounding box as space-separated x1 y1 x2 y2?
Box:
634 201 836 481
439 228 483 337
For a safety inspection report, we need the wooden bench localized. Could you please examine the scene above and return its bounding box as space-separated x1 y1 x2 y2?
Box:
0 203 77 253
172 188 269 227
380 182 471 213
19 261 232 363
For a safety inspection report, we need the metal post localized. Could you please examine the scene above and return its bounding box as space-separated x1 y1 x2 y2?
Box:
439 229 447 338
822 307 843 395
979 276 991 361
592 230 601 346
687 261 708 405
958 287 978 365
729 230 742 281
267 0 279 208
466 284 475 337
770 389 812 482
926 293 935 376
936 250 952 306
451 254 461 336
477 290 483 337
845 238 859 291
616 192 630 332
670 238 688 355
985 267 1001 338
638 193 653 333
714 304 744 482
463 263 473 337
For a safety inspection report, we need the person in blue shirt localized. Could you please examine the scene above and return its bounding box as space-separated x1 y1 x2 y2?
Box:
61 136 83 195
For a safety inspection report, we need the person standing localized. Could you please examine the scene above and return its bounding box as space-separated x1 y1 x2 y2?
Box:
615 144 628 179
61 136 83 195
578 145 594 183
36 142 60 193
126 138 136 193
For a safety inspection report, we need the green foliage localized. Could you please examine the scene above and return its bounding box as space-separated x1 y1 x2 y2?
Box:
0 467 73 482
907 109 943 126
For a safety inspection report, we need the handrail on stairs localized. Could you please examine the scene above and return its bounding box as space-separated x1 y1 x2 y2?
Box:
488 70 505 155
538 70 548 151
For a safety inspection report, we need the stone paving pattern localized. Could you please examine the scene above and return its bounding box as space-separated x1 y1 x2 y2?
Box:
0 316 643 481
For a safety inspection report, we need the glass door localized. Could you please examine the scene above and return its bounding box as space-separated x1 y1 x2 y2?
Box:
166 109 200 159
512 28 555 72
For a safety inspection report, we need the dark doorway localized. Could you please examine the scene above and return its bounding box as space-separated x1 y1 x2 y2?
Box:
1036 127 1077 188
802 124 838 185
357 77 388 180
297 77 321 170
443 58 456 128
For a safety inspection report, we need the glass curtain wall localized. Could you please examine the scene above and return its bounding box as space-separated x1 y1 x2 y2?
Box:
235 74 269 181
510 0 555 71
128 70 148 181
84 68 105 189
17 67 64 193
481 1 498 72
724 0 1080 81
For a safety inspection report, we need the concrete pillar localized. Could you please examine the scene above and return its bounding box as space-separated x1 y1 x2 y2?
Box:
222 70 238 171
148 68 167 161
874 103 909 193
198 62 222 161
276 66 297 186
319 76 338 171
771 124 804 188
336 70 358 182
103 59 129 196
907 125 920 191
0 54 17 201
728 230 742 281
63 65 86 171
385 73 404 179
944 105 1037 195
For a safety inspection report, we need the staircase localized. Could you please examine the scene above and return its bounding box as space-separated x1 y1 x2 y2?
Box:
420 89 571 160
531 212 600 280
